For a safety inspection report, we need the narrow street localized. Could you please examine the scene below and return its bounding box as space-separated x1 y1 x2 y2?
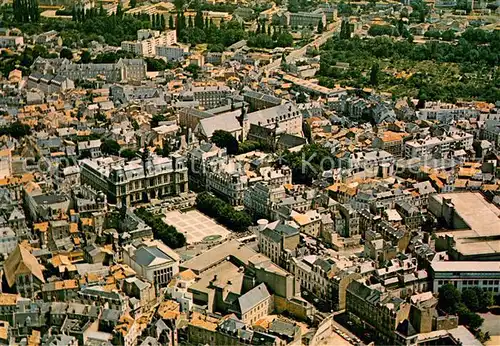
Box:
262 21 341 73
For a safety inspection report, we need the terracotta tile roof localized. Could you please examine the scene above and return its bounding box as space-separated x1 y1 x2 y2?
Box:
178 269 197 281
0 293 19 306
482 184 499 191
380 131 408 143
34 222 49 233
189 312 219 331
69 223 78 234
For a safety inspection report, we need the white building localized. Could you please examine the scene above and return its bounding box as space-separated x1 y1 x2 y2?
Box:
287 11 326 28
404 131 473 158
348 150 395 174
0 36 23 48
0 149 12 179
123 240 180 288
290 209 322 238
430 261 500 294
482 120 500 149
0 227 17 257
155 44 189 61
205 157 249 206
244 182 286 219
121 29 177 57
245 102 303 138
77 139 102 158
166 270 196 312
191 85 233 109
418 105 479 123
31 57 147 83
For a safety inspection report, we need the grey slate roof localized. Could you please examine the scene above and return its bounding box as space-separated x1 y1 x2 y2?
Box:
237 283 270 315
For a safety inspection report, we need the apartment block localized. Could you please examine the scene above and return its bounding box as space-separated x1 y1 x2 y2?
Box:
191 85 233 109
121 29 177 57
155 44 189 61
0 36 23 48
259 222 300 266
288 11 326 28
244 182 287 219
27 73 75 94
31 57 147 83
404 132 473 158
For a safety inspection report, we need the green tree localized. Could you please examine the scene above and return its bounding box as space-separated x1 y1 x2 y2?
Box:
130 0 136 8
340 19 351 39
169 15 174 29
471 287 493 311
196 192 252 232
59 47 73 60
135 208 186 248
211 130 239 154
80 50 91 63
146 57 167 71
13 0 39 23
0 121 31 139
297 92 307 103
276 32 293 47
120 149 137 160
174 0 184 11
160 14 165 30
100 139 120 156
424 29 441 39
33 45 48 59
370 63 379 86
185 64 200 79
302 121 312 143
79 149 92 159
288 0 299 12
457 304 484 331
462 289 480 312
317 20 324 34
116 3 123 17
441 29 455 41
438 284 461 314
194 9 203 29
151 114 167 127
152 14 157 29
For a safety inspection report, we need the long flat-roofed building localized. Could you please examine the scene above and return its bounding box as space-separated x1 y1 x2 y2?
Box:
430 261 500 294
429 192 500 260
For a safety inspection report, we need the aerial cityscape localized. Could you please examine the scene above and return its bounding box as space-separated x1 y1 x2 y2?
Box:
0 0 498 344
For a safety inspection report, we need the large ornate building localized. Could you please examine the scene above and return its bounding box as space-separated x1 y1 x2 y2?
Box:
80 151 188 207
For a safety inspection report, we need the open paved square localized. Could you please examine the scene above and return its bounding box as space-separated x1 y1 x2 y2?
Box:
163 209 231 245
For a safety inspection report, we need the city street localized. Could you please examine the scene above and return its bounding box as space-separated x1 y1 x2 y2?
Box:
263 21 341 72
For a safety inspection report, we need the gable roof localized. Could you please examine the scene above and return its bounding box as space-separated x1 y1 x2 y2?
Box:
4 244 45 287
237 283 270 315
197 111 242 139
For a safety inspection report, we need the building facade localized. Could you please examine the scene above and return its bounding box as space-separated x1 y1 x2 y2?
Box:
123 240 180 288
79 151 188 207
